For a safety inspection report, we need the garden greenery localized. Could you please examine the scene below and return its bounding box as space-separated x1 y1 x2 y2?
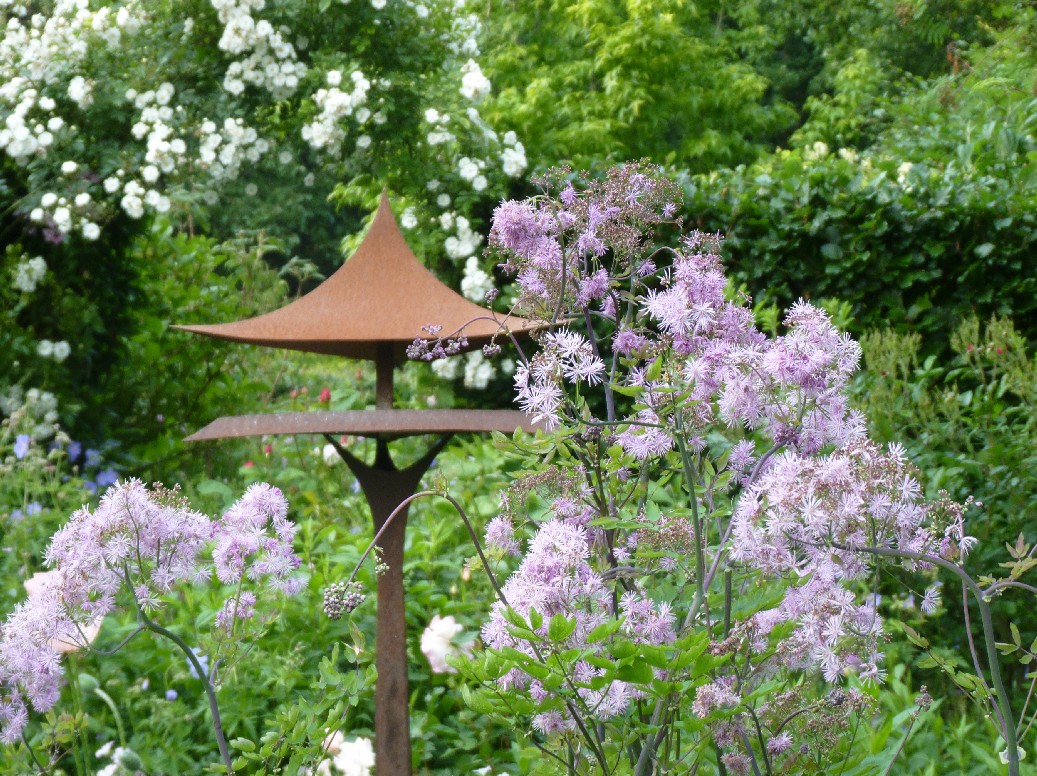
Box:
3 1 1037 773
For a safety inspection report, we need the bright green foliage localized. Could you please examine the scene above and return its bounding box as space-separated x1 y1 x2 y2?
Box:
685 13 1037 344
481 0 794 171
854 316 1037 707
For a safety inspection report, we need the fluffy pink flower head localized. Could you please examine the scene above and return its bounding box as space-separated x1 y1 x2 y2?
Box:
0 479 302 744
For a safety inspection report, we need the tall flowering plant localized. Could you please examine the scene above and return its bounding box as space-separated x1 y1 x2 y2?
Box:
0 479 303 771
410 165 1031 774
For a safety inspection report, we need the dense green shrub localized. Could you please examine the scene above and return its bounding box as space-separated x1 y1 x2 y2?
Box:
854 315 1037 704
684 14 1037 345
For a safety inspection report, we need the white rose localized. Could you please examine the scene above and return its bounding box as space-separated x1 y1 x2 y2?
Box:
52 341 71 362
331 738 375 776
419 614 470 673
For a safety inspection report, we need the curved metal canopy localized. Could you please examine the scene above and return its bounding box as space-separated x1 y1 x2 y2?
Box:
172 193 541 361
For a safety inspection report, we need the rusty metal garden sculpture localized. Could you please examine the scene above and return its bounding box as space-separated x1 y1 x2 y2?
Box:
175 194 541 776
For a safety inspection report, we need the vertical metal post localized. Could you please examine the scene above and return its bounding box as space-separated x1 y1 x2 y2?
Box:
375 343 394 411
344 435 447 776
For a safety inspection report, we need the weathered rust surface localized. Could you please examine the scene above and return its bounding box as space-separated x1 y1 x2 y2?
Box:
183 409 541 442
342 439 441 776
173 193 542 361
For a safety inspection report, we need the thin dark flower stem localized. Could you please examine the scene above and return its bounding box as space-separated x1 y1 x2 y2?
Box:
738 729 764 776
1019 665 1037 740
831 542 1020 776
748 706 773 776
632 447 780 776
723 568 732 637
1017 674 1037 739
20 732 48 774
773 705 813 736
88 625 145 656
881 710 921 776
582 307 615 423
551 231 570 327
121 565 233 773
835 712 864 776
139 612 234 773
985 580 1037 597
960 580 1000 729
346 490 612 773
673 409 704 601
530 736 574 771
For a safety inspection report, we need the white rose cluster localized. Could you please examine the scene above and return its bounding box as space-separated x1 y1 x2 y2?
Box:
456 155 487 191
419 614 472 673
432 350 499 388
127 84 190 178
197 116 270 181
459 59 490 103
211 0 307 99
302 70 372 153
500 130 527 177
444 214 481 259
446 4 481 57
36 339 71 363
30 187 101 239
462 349 494 389
13 255 47 294
0 86 60 163
424 107 455 146
459 256 492 302
0 0 145 161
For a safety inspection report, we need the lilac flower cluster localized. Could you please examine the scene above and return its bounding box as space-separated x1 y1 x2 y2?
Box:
405 324 470 362
514 330 605 430
488 164 680 320
730 439 975 683
474 164 980 768
0 480 301 743
481 512 672 731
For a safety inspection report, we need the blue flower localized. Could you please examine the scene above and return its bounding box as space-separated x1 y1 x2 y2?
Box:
67 440 82 462
85 448 101 467
25 502 42 516
13 434 30 460
188 647 209 680
95 469 119 488
165 689 178 701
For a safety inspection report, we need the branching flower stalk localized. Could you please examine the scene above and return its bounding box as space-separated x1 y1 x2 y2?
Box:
402 163 1037 775
0 480 304 772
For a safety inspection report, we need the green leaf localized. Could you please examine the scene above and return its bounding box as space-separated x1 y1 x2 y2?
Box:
529 608 543 632
615 661 654 684
547 613 577 642
900 623 930 649
230 738 256 752
586 620 622 643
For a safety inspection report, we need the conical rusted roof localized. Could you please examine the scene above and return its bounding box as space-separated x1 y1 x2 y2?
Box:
173 193 541 361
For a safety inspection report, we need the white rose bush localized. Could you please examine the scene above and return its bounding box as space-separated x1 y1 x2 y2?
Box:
1 0 528 455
